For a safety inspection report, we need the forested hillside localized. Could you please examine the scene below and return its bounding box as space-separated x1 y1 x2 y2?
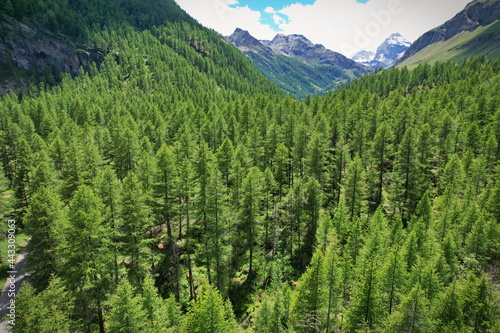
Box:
1 1 500 332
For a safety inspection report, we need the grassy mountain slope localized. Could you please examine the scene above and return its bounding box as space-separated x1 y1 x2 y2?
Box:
398 20 500 68
397 0 500 67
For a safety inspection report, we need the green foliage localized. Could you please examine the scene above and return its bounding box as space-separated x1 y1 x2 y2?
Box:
253 283 291 333
290 249 324 331
119 172 151 282
24 187 65 290
106 278 148 333
0 167 13 222
246 50 364 99
14 277 74 333
1 1 500 330
180 284 238 333
383 284 431 333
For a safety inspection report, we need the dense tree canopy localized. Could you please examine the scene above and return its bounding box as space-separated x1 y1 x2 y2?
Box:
1 1 499 332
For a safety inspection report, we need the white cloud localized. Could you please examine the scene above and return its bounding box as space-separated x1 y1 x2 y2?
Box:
276 0 472 56
264 6 276 14
174 0 277 39
273 14 286 25
176 0 473 57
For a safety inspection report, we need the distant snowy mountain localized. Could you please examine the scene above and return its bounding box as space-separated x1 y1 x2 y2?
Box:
352 50 375 63
352 33 411 69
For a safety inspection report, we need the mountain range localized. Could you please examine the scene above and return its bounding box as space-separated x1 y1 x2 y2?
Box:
228 28 371 98
352 33 411 69
228 29 412 97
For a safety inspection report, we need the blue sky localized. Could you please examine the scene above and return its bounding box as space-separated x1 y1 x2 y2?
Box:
229 0 316 31
175 0 472 56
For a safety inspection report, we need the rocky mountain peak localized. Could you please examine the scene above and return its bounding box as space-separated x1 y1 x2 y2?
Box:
228 28 262 48
385 33 412 47
268 33 315 57
373 33 411 64
352 33 411 69
228 29 371 98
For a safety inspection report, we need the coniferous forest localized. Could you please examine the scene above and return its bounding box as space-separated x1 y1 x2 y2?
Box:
0 0 500 332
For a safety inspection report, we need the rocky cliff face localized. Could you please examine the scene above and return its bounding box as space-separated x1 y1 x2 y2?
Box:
0 13 103 94
399 0 500 62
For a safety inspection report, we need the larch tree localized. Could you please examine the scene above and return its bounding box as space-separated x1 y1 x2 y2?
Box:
14 277 74 333
119 172 151 283
343 156 366 222
391 126 420 228
322 239 341 333
290 249 325 332
94 165 122 284
378 247 407 316
175 132 196 300
369 121 392 211
239 166 263 276
24 187 66 290
383 284 431 333
154 144 178 240
13 138 32 207
180 284 238 333
154 143 181 300
106 278 148 333
58 185 111 333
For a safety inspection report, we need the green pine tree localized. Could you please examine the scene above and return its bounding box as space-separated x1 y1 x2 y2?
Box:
180 284 238 333
106 278 148 333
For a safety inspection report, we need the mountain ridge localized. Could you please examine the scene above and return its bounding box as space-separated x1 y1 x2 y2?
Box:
397 0 500 65
228 28 371 98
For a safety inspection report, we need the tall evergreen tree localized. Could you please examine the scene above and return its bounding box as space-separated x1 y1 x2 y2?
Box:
119 172 151 283
154 144 181 300
392 127 420 227
383 284 431 333
13 138 32 207
106 278 148 333
343 157 366 221
14 277 74 333
180 284 238 333
239 166 263 276
322 239 341 333
58 185 111 332
290 249 324 332
24 187 65 290
94 166 121 284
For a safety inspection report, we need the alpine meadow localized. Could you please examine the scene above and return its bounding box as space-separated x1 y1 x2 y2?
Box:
0 0 499 332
